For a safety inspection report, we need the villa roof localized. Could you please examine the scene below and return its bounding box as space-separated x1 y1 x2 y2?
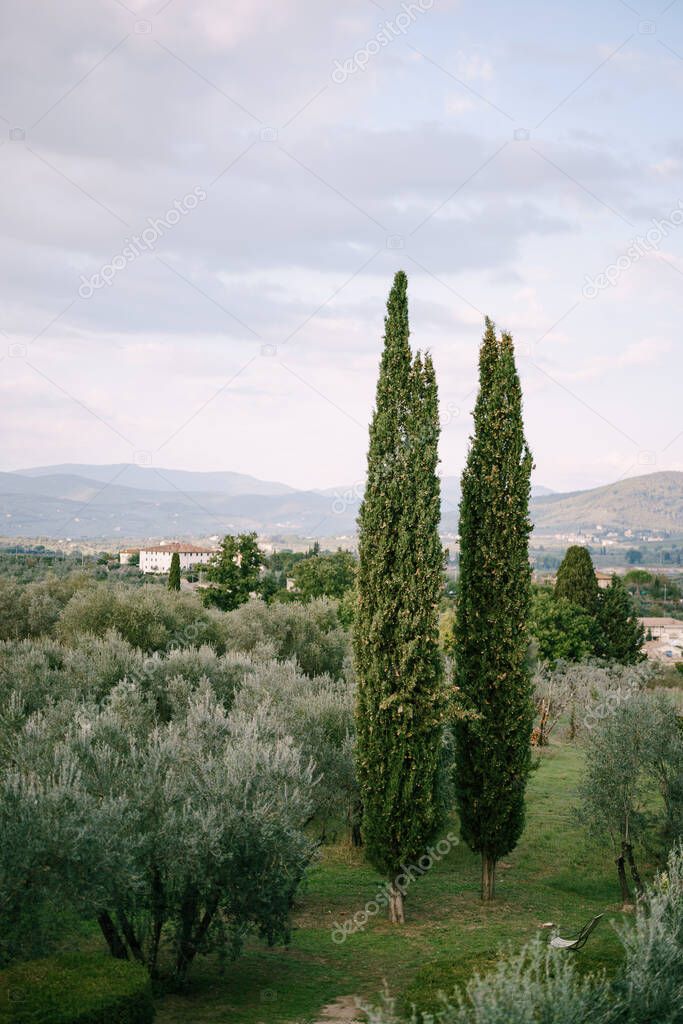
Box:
140 543 217 554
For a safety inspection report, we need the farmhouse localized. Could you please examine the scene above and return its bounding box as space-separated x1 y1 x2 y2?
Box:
136 542 218 574
640 616 683 662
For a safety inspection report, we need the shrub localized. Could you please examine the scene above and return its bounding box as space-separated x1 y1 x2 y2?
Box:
0 953 154 1024
364 938 611 1023
221 597 349 679
139 645 257 717
56 586 225 653
232 658 358 837
615 843 683 1023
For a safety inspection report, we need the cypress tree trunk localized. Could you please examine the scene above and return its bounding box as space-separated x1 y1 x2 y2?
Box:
454 320 534 902
481 853 496 902
354 271 445 922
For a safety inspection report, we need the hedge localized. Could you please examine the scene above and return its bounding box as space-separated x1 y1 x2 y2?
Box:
0 953 154 1024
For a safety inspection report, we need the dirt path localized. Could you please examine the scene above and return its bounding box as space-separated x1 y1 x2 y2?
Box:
313 995 365 1023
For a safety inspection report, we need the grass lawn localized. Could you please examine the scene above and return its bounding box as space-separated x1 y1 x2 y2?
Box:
156 739 636 1024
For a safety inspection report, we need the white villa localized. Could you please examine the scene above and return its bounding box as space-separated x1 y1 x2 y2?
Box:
128 543 218 574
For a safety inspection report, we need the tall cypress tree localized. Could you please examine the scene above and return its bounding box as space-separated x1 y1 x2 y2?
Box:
454 321 534 901
168 551 181 591
354 271 445 924
555 546 599 614
596 576 646 664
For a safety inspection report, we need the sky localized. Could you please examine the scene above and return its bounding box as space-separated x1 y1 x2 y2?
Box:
2 0 683 493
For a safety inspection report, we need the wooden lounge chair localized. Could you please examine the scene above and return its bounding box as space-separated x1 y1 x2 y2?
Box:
549 914 604 951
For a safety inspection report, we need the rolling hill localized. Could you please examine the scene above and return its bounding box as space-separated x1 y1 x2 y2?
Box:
530 471 683 534
0 466 680 541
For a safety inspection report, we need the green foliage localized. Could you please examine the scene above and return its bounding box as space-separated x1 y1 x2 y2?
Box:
454 319 534 896
595 576 645 664
555 546 599 614
1 683 315 984
167 552 181 592
232 658 358 837
530 590 597 665
623 569 652 587
615 843 683 1023
366 939 611 1024
579 691 683 899
533 566 644 668
56 585 226 653
0 953 154 1024
354 271 446 889
291 550 357 601
0 574 91 641
201 533 264 611
222 596 348 679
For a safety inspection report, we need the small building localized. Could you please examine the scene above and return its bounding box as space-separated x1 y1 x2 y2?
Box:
640 617 683 662
119 548 139 565
138 542 218 575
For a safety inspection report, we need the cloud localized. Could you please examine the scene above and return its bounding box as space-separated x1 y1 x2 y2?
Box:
1 2 681 495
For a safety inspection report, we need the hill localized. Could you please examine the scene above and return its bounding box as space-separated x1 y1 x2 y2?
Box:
16 464 296 496
0 466 679 541
531 471 683 533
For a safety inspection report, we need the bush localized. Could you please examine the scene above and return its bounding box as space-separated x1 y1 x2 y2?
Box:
232 658 358 836
139 645 257 717
0 953 154 1024
615 842 683 1023
364 938 611 1023
56 586 226 653
221 597 349 679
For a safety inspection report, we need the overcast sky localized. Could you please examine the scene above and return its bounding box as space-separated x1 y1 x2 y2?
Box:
2 0 683 492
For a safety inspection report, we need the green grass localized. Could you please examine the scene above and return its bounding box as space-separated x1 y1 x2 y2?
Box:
0 952 154 1024
155 741 632 1024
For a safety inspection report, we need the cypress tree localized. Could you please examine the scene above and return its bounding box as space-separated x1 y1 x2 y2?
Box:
168 551 181 591
555 546 599 614
354 271 445 924
596 576 646 664
454 321 534 901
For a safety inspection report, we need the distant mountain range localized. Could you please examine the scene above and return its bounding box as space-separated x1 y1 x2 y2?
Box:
0 464 681 542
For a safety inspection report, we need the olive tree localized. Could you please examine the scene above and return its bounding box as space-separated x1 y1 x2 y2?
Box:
533 660 654 745
221 596 349 679
232 658 358 840
56 584 226 653
579 691 683 906
0 682 316 983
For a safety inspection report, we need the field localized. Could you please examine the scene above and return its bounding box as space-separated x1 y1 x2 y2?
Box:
156 741 628 1024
